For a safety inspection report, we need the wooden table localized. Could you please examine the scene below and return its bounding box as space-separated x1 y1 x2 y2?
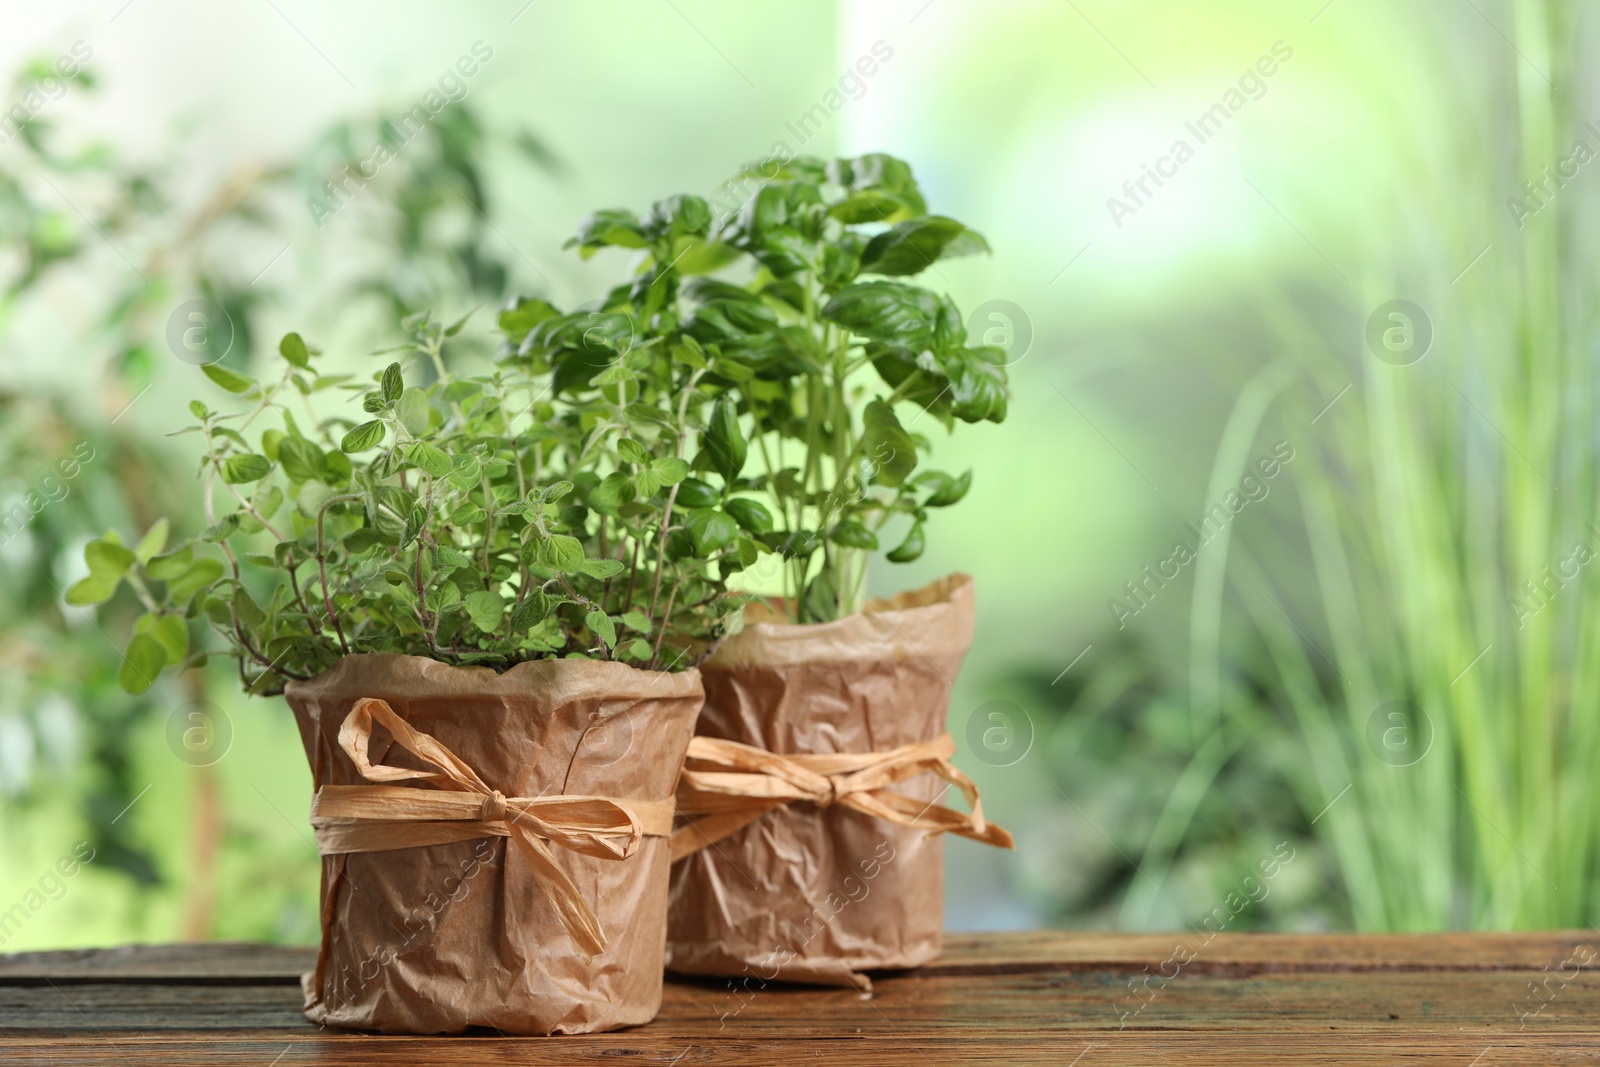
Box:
4 932 1599 1064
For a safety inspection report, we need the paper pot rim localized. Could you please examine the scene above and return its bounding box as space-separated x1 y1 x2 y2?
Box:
284 650 704 702
707 572 974 669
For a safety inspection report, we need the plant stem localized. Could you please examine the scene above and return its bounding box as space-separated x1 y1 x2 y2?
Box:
316 494 361 656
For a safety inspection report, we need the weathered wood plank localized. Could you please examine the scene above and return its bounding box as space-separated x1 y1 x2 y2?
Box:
0 943 313 983
3 935 1599 1066
931 930 1600 972
2 964 1596 1033
1 1033 1598 1066
5 931 1595 981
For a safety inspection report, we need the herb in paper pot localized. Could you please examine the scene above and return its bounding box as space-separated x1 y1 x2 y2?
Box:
565 153 1015 990
71 307 745 1034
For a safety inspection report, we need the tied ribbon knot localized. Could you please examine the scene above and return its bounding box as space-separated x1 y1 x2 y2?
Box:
309 697 673 957
670 733 1014 862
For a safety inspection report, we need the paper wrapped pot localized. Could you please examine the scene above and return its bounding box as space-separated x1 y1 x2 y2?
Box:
666 574 981 990
285 652 703 1035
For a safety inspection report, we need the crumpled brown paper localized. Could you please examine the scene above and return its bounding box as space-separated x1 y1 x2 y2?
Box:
285 653 703 1035
666 573 991 991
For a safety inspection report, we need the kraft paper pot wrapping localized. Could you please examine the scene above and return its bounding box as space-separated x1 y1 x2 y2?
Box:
667 573 989 990
284 653 703 1035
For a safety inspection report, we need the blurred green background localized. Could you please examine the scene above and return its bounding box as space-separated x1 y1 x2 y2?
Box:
4 0 1596 948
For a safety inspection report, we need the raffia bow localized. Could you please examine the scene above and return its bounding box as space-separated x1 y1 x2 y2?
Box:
310 697 673 957
670 733 1014 861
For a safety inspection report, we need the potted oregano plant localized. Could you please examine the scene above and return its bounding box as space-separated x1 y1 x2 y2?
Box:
69 306 745 1034
564 153 1014 990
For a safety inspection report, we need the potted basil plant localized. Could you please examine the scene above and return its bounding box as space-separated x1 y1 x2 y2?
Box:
564 153 1015 991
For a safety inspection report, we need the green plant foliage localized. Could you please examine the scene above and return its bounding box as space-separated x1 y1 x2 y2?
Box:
77 305 748 695
565 153 1009 622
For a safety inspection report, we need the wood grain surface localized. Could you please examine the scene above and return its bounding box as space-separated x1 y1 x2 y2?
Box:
4 932 1600 1064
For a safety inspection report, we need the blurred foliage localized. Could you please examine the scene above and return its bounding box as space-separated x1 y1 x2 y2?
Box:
996 640 1331 932
986 0 1600 932
0 57 554 941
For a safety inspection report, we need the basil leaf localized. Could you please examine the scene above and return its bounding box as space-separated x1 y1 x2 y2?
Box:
724 497 773 535
701 397 746 481
886 521 925 563
861 400 918 487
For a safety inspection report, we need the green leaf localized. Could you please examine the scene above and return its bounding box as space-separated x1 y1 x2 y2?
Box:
134 519 169 563
593 363 635 386
541 480 574 503
381 361 404 403
862 400 918 487
222 453 272 483
569 208 648 255
401 506 426 550
202 363 255 394
588 472 637 514
341 420 387 453
232 586 266 630
404 440 453 478
85 537 137 580
398 387 431 435
168 558 224 603
65 573 120 606
189 400 209 420
616 438 650 464
634 467 664 498
620 610 651 634
434 544 473 570
724 497 774 535
579 558 625 579
924 469 972 507
802 569 838 624
826 153 926 223
508 590 550 632
672 236 741 275
822 281 949 352
625 637 653 660
464 590 505 631
886 521 925 563
829 520 879 550
137 612 188 665
446 454 482 490
701 397 746 481
119 633 167 695
675 478 720 508
544 535 585 573
944 347 1009 424
200 514 241 541
711 358 754 383
278 437 330 483
499 296 561 348
859 216 989 276
652 457 689 485
279 332 310 368
685 508 740 555
253 483 284 520
586 609 617 648
672 339 708 369
145 545 194 580
449 503 486 526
